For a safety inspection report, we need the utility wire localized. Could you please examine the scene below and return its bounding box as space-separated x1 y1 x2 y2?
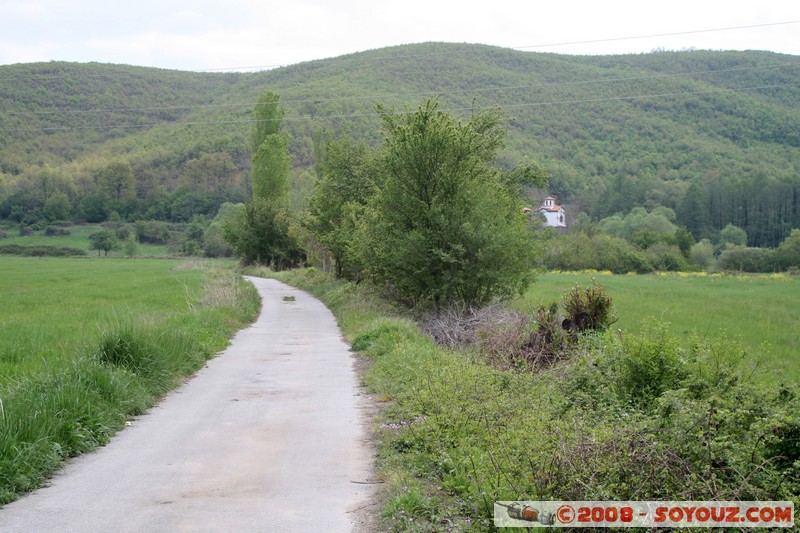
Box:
192 20 800 72
0 20 797 78
2 62 797 118
512 20 800 52
5 83 794 133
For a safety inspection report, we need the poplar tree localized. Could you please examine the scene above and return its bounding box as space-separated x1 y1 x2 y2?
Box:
251 92 289 203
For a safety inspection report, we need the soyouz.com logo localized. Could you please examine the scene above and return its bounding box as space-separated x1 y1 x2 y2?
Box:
494 501 795 528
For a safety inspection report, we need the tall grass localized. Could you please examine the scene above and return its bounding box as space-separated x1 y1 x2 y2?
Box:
0 257 259 504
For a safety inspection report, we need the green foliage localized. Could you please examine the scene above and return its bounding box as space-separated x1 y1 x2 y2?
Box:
776 228 800 269
689 238 715 269
0 244 86 257
222 198 304 269
541 232 653 273
356 99 537 307
202 203 238 258
307 136 378 278
123 236 139 258
252 135 290 202
251 92 289 204
562 282 618 332
99 161 135 202
251 91 284 150
181 152 237 195
600 207 677 241
716 246 777 272
88 229 120 256
133 220 171 244
720 223 748 247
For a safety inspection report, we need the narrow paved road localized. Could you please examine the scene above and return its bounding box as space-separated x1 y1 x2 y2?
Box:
0 277 375 532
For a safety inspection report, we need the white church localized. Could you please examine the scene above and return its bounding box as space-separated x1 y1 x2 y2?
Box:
535 196 566 228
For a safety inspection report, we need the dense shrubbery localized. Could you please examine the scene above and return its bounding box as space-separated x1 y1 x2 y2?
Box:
0 244 86 257
541 216 800 273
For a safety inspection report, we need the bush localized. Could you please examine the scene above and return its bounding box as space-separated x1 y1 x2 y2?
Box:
717 246 777 272
43 226 71 237
422 283 617 371
645 243 689 271
222 197 305 269
134 220 172 244
541 233 653 273
0 244 87 257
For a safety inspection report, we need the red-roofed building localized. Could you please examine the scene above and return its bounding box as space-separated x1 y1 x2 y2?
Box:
536 196 566 227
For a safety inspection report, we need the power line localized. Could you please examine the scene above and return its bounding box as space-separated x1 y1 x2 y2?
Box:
4 83 794 133
192 20 800 72
1 20 797 79
511 20 800 52
3 61 797 118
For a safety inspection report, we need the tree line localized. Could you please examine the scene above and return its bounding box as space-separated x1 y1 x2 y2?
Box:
223 93 546 308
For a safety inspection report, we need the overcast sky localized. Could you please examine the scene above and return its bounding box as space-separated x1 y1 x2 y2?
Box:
0 0 798 71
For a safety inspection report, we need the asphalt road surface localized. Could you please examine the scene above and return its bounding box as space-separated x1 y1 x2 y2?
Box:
0 277 375 532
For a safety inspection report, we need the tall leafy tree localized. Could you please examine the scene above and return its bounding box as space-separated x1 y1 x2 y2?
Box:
251 92 289 203
222 92 304 268
356 99 544 307
307 137 377 278
100 161 135 202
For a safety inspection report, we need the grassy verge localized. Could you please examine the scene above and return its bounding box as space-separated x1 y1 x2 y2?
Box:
0 257 259 504
265 267 799 532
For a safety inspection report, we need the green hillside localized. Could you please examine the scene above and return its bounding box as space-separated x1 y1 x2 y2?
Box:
1 43 798 245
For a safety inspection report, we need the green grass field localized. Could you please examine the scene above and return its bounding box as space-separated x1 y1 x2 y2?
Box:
1 225 172 257
518 271 800 383
1 257 196 377
0 256 258 503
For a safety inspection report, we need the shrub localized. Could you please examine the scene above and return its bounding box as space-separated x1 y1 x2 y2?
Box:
562 282 618 333
43 226 71 237
134 220 172 244
645 243 689 271
0 244 86 257
716 246 777 272
355 99 540 307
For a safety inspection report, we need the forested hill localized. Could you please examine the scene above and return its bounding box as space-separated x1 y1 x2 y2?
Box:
1 43 799 246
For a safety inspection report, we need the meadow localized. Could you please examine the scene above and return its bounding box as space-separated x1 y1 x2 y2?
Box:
518 271 800 383
1 225 173 257
0 256 258 503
